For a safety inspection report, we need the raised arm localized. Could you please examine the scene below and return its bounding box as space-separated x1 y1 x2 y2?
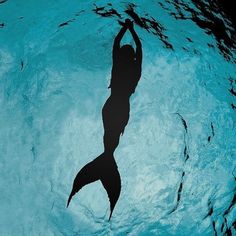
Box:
113 24 127 60
124 19 142 65
129 25 142 65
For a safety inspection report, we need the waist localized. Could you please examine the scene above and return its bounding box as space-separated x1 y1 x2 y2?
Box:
110 86 134 96
110 91 132 99
107 94 130 104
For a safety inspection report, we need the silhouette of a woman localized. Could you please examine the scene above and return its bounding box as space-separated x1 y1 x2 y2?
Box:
67 19 142 220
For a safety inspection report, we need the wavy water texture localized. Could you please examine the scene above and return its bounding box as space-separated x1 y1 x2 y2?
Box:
0 0 235 235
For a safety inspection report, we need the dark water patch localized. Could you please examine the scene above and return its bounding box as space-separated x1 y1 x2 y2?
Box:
125 4 147 28
220 175 236 235
191 0 235 59
229 88 236 97
20 60 24 71
212 220 217 236
232 220 236 229
208 43 215 48
221 217 235 236
169 113 191 213
158 0 236 62
211 122 215 137
229 78 236 86
158 2 169 11
31 146 36 162
93 3 121 18
208 122 215 143
183 145 189 162
125 4 173 49
225 227 232 236
0 22 4 28
92 3 173 49
0 0 7 4
175 112 188 133
223 193 236 217
186 37 193 42
176 172 185 202
218 0 236 27
228 78 236 99
58 19 74 28
169 171 185 214
221 220 225 232
176 113 189 162
58 10 84 28
75 10 84 16
203 199 214 219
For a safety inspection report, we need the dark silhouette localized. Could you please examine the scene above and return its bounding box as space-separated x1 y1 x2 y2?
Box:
67 19 142 220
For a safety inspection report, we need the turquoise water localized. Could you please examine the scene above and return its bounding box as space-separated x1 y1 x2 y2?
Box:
0 0 235 235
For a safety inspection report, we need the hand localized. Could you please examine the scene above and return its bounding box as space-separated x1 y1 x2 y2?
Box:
118 20 127 28
125 19 133 29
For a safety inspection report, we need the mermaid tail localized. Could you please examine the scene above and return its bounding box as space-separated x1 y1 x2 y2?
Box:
67 153 121 220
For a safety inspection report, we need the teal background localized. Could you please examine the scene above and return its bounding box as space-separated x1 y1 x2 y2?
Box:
0 0 235 235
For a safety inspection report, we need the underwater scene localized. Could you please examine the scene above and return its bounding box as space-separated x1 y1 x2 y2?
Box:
0 0 235 235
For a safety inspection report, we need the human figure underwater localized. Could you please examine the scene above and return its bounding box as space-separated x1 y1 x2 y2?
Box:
67 19 142 220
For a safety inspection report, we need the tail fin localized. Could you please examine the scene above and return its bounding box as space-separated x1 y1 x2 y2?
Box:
67 153 121 220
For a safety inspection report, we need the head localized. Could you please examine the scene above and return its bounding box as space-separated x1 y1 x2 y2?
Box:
119 44 135 62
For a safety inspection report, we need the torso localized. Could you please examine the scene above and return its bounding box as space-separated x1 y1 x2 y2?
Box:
109 61 140 97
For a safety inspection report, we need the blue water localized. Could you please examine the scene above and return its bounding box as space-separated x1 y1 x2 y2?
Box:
0 0 235 235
